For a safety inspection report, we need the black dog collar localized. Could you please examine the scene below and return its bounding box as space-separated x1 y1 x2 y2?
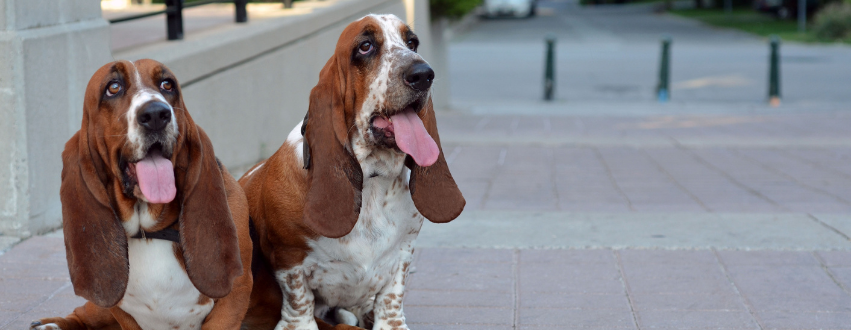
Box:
130 228 180 243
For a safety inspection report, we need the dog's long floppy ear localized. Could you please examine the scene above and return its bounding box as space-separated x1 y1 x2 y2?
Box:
408 98 466 223
302 56 364 239
61 112 129 308
174 107 242 299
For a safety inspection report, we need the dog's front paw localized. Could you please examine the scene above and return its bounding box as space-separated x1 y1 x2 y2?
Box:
334 308 359 326
30 321 61 330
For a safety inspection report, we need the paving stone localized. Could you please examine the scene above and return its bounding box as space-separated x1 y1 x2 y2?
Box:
518 327 633 330
636 310 759 329
409 325 514 330
520 292 629 310
520 263 623 294
518 308 636 328
725 265 845 297
630 293 747 311
626 275 735 295
621 262 728 281
758 311 851 330
404 306 513 325
2 291 86 330
618 250 718 265
717 251 821 266
745 292 851 313
408 262 513 292
0 278 70 300
520 249 615 265
416 248 513 264
826 267 851 291
816 251 851 267
405 290 513 308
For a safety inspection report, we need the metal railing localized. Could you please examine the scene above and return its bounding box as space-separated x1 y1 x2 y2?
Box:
108 0 294 41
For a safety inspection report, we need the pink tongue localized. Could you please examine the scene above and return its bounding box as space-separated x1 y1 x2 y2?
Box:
391 109 439 167
134 150 176 204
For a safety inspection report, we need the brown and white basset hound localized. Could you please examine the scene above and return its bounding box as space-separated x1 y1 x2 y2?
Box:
238 14 465 330
30 59 253 330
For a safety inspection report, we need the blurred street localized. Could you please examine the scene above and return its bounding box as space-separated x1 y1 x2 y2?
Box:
3 1 851 329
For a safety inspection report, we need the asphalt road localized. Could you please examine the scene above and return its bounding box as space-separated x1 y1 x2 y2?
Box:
448 0 851 106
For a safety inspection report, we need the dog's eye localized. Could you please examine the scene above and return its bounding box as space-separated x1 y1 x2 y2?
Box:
359 41 373 54
406 40 416 51
105 82 121 96
160 79 173 91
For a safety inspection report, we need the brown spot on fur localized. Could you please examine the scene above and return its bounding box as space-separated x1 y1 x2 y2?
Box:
172 244 187 271
197 294 212 305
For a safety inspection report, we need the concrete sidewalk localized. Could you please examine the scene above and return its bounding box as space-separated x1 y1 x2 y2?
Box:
3 236 851 329
3 0 851 329
4 103 851 330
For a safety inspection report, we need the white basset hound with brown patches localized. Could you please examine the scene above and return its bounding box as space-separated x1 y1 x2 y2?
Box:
238 14 465 330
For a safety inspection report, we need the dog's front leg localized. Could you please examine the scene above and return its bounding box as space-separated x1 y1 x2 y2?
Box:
31 301 119 330
274 267 318 330
371 257 413 330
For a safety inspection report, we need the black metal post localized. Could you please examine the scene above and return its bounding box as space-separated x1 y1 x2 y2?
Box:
544 34 556 101
165 0 184 40
235 0 248 23
656 36 671 102
768 35 781 107
283 0 293 9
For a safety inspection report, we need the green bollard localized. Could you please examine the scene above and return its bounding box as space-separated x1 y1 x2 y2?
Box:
544 34 556 101
656 36 672 103
768 35 781 107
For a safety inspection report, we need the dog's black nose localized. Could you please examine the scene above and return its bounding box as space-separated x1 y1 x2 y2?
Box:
404 62 435 91
137 102 172 131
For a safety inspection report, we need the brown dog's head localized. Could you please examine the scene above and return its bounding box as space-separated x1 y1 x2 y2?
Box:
301 14 466 238
61 59 241 307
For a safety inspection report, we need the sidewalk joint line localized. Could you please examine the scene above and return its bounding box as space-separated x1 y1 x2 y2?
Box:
806 213 851 242
670 138 786 211
543 116 552 135
474 117 491 131
548 148 561 210
478 147 507 209
812 251 851 298
593 147 634 211
613 250 641 330
0 281 72 329
730 148 851 206
711 249 766 330
512 249 520 330
775 147 851 182
497 148 507 166
445 146 462 165
639 147 711 212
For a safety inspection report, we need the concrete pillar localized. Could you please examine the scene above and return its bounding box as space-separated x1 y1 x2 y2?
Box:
403 0 448 110
0 0 112 238
429 18 450 111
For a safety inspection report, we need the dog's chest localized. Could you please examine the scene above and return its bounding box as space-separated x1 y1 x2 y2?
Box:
120 239 213 330
304 173 423 308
